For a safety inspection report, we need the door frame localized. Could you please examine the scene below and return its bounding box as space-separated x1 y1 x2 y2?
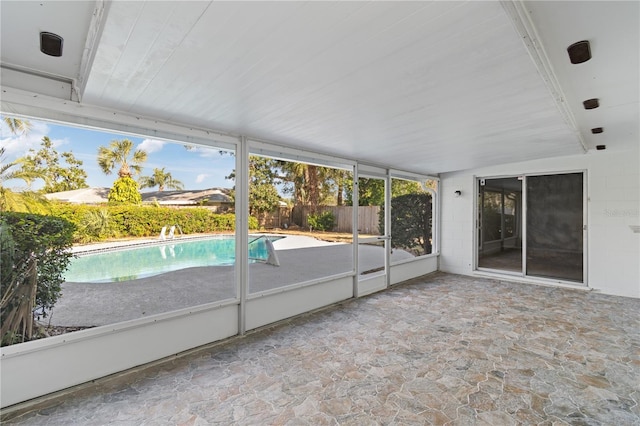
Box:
476 176 524 276
474 170 588 286
355 168 391 297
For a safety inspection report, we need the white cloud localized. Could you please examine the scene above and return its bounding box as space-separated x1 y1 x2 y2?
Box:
138 138 165 154
0 120 68 160
196 173 209 183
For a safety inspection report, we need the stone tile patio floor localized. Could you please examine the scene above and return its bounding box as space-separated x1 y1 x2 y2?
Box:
3 272 639 425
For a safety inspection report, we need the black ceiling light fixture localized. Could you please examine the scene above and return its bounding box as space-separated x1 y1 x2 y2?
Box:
583 98 600 109
40 31 63 57
596 145 606 150
567 40 591 64
591 127 604 134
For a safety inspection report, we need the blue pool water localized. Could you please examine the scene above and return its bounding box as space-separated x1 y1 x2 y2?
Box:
64 236 282 283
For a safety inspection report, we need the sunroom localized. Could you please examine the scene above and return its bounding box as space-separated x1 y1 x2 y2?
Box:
1 1 638 422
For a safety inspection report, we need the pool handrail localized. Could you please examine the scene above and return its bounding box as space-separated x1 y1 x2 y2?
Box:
166 224 184 239
248 234 280 266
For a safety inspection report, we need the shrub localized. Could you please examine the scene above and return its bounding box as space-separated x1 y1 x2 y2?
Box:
108 177 142 205
78 209 111 243
1 212 75 345
384 192 432 256
307 211 335 231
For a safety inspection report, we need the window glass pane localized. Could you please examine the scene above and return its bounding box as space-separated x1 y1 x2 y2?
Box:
504 194 517 238
477 177 522 273
354 177 385 235
248 154 354 294
358 239 385 276
526 173 583 282
0 117 237 345
356 176 386 276
482 191 504 242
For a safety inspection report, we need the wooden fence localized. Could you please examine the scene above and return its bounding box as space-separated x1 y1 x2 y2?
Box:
260 207 291 229
263 205 380 234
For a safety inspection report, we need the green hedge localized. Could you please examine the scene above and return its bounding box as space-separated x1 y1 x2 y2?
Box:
48 203 258 242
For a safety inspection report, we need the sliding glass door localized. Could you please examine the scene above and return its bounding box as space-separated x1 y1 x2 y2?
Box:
477 172 585 284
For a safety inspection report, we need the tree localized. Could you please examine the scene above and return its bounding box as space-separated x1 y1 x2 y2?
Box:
2 117 31 136
0 189 50 214
97 139 147 178
57 151 88 192
139 167 184 191
0 147 43 188
0 148 48 213
226 156 283 225
12 156 40 189
249 183 281 225
17 137 88 193
279 162 341 212
0 118 48 213
1 117 39 189
386 192 433 256
327 169 350 206
352 177 385 206
98 139 146 205
345 178 422 206
248 156 282 225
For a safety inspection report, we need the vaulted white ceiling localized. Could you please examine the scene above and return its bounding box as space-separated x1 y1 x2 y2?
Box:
1 1 638 175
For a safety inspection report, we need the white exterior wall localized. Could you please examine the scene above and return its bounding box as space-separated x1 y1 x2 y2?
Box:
440 148 640 299
0 304 240 408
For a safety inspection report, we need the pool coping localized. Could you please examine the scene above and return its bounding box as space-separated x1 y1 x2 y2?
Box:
71 234 286 256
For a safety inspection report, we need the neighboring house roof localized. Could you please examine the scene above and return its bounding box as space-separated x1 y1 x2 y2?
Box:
142 188 233 205
45 187 233 205
44 187 111 204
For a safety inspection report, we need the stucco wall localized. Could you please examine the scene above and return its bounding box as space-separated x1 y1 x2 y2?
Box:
440 148 640 298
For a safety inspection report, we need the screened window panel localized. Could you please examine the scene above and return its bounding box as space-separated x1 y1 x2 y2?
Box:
526 173 584 282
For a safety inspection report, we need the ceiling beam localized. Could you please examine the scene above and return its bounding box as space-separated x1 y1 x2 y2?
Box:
77 0 110 102
500 0 587 154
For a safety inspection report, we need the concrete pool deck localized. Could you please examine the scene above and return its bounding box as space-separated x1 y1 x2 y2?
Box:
49 235 412 327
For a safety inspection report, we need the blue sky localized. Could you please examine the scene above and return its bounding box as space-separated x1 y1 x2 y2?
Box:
1 117 236 192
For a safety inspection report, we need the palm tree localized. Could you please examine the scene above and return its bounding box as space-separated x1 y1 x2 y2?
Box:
280 162 328 212
0 188 49 213
1 114 48 213
97 139 147 178
0 117 36 187
139 167 184 191
0 148 43 187
1 117 38 188
0 148 48 213
2 117 32 136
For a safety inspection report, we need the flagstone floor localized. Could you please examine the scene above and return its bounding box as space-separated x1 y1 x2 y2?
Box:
3 272 639 425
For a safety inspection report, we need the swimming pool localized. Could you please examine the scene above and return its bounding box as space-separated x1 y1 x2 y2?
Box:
64 235 283 283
